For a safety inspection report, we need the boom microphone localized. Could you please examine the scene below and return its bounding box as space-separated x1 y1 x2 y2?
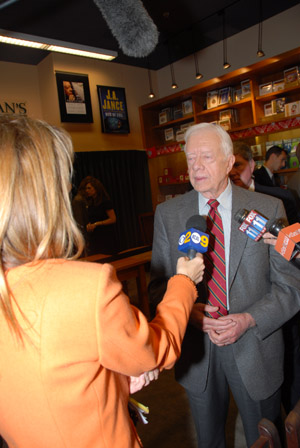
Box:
93 0 159 58
178 215 209 259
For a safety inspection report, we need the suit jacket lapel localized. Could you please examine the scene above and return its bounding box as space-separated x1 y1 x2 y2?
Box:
229 184 251 290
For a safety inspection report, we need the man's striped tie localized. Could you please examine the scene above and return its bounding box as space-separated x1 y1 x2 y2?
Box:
205 199 227 318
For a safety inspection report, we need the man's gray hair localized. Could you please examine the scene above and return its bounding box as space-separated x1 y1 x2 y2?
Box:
184 123 233 158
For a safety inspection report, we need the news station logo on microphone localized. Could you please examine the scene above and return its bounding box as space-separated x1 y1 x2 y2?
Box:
235 209 268 242
178 216 209 259
274 223 300 260
235 208 300 261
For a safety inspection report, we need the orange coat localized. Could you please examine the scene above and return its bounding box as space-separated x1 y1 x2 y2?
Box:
0 259 197 447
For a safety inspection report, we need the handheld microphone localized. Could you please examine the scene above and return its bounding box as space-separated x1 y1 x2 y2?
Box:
235 209 268 241
178 215 209 259
235 209 300 260
267 219 300 260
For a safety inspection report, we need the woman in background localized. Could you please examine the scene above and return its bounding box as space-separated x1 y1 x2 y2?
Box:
72 175 118 255
0 115 205 448
84 176 118 255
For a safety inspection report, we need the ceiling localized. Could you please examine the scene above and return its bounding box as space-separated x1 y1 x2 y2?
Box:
0 0 298 70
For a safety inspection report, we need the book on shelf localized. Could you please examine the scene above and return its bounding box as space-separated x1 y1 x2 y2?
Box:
285 101 300 117
164 128 174 142
241 79 251 98
176 129 185 142
271 97 286 114
207 90 219 109
251 144 262 157
259 82 273 96
218 87 233 105
219 108 238 122
264 103 273 117
284 66 299 87
180 122 192 132
159 111 168 125
182 99 193 115
233 88 242 102
272 79 285 92
218 118 232 131
159 107 173 124
173 104 183 120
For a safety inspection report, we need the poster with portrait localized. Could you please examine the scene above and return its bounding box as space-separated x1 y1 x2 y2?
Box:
55 72 93 123
97 85 130 133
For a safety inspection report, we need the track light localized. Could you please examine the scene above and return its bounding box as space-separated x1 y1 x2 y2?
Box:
170 63 178 89
257 1 265 58
257 49 265 58
194 52 203 80
222 11 231 70
147 69 155 98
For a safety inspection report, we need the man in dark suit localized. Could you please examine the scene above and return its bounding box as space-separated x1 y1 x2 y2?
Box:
253 145 287 187
230 142 300 224
149 123 300 447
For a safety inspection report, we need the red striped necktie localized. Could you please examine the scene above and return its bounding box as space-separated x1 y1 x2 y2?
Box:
205 199 227 318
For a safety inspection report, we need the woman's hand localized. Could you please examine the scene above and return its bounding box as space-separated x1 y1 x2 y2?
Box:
86 222 97 232
129 369 160 394
176 253 205 285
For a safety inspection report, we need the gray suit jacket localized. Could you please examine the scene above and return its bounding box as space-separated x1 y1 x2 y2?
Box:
149 183 300 401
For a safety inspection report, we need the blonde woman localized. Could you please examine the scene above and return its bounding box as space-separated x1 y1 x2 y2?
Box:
0 115 205 448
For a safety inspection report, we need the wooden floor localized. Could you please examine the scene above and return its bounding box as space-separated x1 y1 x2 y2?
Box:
133 368 247 448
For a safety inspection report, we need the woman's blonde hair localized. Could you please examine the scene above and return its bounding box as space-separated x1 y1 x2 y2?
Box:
0 115 84 335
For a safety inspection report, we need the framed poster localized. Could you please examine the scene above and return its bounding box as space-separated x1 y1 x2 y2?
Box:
55 72 93 123
97 85 130 134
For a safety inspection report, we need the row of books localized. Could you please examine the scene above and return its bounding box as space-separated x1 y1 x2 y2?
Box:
264 97 300 117
259 66 300 96
158 99 193 125
208 109 239 131
164 122 192 143
207 80 251 110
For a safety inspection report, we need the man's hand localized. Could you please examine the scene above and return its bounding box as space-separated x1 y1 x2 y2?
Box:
208 313 256 346
129 369 160 394
189 303 236 333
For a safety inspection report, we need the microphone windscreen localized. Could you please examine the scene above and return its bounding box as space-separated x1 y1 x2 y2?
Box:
186 215 207 232
266 217 287 236
93 0 159 58
234 209 248 224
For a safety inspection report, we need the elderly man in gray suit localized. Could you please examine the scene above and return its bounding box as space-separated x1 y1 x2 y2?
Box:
148 123 300 447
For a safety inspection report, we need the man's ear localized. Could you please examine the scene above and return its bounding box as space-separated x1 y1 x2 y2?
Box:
249 159 255 174
226 154 235 174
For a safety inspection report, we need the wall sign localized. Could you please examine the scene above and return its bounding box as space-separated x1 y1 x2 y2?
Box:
97 85 130 134
0 102 27 115
55 72 93 123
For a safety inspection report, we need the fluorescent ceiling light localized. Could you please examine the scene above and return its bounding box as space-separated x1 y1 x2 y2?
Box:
0 29 117 61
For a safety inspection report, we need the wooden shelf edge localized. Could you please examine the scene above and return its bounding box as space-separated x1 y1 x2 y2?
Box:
152 115 194 130
196 97 252 116
256 84 300 102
